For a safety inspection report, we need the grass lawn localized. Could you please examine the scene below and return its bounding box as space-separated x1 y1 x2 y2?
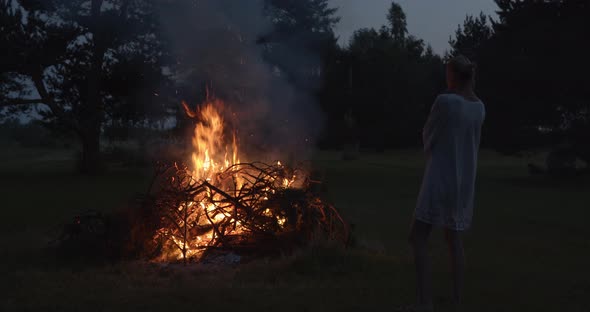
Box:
1 147 588 311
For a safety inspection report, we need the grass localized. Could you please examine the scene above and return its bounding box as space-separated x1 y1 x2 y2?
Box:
1 147 589 311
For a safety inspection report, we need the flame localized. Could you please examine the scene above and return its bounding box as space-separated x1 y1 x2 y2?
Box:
185 99 239 181
155 96 299 262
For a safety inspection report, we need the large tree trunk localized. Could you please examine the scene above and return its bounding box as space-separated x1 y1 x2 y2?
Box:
79 51 104 174
78 127 103 174
76 0 106 174
79 64 104 174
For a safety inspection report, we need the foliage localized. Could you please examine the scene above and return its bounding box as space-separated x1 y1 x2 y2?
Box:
449 1 590 153
261 0 341 91
386 2 407 42
3 0 588 157
447 13 492 62
319 2 444 149
0 0 171 173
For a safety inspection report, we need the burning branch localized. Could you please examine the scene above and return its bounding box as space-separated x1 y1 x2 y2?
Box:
147 161 350 263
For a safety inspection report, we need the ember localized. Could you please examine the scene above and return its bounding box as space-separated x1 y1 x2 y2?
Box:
143 96 349 263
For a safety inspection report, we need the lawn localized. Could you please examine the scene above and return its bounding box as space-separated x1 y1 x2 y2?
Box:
1 147 588 311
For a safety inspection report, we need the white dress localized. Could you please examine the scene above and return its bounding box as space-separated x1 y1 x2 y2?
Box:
415 93 486 231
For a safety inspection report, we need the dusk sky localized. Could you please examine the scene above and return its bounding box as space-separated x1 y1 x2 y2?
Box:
331 0 498 55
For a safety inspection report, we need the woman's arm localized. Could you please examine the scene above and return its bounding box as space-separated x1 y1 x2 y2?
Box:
423 95 449 154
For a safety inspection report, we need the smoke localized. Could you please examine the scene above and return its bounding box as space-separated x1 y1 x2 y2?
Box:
159 0 323 162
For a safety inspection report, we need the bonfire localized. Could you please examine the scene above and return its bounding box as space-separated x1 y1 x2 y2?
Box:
143 96 349 263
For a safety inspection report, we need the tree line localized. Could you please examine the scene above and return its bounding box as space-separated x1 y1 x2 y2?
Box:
1 0 588 173
448 0 589 165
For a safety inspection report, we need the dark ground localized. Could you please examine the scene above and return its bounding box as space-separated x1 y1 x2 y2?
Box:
1 147 588 311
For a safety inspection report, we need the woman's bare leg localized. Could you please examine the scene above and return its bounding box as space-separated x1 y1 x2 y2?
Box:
445 228 465 307
409 220 433 309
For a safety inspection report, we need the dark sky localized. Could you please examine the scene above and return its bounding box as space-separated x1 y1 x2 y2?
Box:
331 0 498 55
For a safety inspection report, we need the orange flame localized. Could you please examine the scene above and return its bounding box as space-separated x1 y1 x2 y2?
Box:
186 99 240 181
154 96 299 262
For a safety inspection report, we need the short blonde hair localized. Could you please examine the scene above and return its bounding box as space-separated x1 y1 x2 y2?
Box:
447 55 476 83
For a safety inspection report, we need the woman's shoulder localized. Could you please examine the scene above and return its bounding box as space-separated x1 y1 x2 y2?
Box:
436 91 455 99
434 93 451 103
438 92 484 106
434 93 460 108
435 93 485 117
436 92 463 103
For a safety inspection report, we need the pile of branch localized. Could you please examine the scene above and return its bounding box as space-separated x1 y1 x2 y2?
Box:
141 161 350 263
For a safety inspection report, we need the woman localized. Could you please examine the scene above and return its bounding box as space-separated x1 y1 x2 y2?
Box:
407 55 486 312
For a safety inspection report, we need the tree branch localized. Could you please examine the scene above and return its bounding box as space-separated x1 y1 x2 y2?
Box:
0 98 44 107
91 0 104 18
119 0 131 19
31 71 79 132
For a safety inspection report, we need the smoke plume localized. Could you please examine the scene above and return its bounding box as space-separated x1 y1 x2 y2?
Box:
159 0 323 162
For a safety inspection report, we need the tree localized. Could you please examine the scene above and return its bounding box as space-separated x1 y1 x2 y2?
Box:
447 12 492 62
260 0 340 90
448 0 590 153
0 0 169 173
264 0 340 34
318 2 444 150
386 2 408 43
